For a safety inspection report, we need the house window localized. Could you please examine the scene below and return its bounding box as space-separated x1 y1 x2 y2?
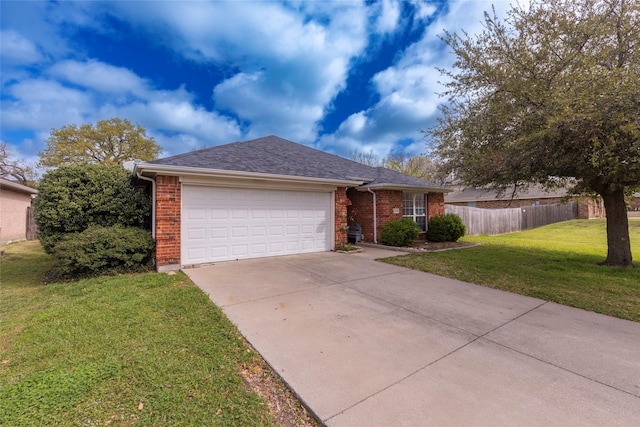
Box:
403 193 427 231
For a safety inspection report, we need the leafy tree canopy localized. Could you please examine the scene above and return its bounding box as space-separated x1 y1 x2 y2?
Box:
350 150 441 182
429 0 639 266
39 118 161 167
0 141 39 187
384 153 440 182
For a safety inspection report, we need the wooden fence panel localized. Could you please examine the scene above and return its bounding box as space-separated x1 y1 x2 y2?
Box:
26 206 38 240
445 204 521 236
445 202 578 236
521 202 577 230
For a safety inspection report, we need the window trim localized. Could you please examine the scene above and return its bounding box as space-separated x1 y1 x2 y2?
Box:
403 193 428 231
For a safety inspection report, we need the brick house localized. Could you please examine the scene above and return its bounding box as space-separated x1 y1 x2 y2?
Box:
0 178 38 245
133 136 450 271
445 185 606 219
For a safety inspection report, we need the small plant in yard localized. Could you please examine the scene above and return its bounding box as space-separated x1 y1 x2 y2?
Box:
335 243 361 252
426 213 466 242
380 218 421 247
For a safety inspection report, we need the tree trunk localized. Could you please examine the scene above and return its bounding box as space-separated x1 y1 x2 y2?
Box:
600 188 633 267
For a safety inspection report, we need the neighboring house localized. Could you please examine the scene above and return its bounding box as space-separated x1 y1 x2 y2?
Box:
445 184 605 219
0 178 38 245
134 136 451 271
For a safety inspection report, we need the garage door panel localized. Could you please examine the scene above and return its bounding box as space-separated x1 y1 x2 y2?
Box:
210 209 227 219
232 245 249 256
251 226 266 237
211 228 227 238
269 225 284 236
182 186 332 264
252 210 266 219
187 228 206 239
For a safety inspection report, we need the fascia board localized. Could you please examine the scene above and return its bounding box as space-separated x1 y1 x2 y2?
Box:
357 183 453 193
0 179 38 194
134 162 363 187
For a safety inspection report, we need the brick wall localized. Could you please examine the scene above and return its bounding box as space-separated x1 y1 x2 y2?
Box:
346 188 372 241
427 192 445 220
155 175 181 268
346 189 403 242
335 187 348 247
346 189 447 242
375 190 403 239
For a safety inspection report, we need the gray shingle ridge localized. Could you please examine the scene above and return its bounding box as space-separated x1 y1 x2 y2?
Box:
150 135 445 189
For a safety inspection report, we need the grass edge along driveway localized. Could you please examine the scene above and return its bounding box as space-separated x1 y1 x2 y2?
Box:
0 241 313 427
382 219 640 322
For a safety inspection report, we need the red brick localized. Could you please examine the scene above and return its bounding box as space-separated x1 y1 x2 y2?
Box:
155 176 181 267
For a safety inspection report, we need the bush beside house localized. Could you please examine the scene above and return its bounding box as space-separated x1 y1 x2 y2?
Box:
34 163 153 278
427 214 466 242
51 226 155 278
380 218 421 247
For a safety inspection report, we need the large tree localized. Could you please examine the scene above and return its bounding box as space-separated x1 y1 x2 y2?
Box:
384 153 440 182
39 118 161 167
430 0 639 266
0 141 38 187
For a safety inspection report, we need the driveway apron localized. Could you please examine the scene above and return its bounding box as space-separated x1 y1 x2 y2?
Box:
185 248 640 426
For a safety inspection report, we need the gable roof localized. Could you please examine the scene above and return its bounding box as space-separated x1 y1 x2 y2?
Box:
138 135 450 193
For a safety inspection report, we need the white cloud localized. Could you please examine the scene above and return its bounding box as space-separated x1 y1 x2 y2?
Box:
0 0 517 163
101 101 242 154
2 57 242 158
48 60 153 100
321 0 513 160
1 79 93 132
0 30 43 65
108 1 369 145
409 0 438 21
373 0 402 34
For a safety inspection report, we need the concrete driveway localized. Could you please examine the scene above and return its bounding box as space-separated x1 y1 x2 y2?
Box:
185 247 640 426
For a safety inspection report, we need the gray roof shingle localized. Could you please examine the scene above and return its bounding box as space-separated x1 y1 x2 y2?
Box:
150 135 448 192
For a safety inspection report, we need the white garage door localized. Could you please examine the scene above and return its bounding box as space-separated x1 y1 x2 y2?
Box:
182 185 332 265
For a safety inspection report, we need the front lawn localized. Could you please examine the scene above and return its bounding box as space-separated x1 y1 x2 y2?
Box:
382 219 640 322
0 241 311 426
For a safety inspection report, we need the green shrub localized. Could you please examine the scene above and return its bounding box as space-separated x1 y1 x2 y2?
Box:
426 214 466 242
34 163 151 253
380 218 421 247
50 226 155 278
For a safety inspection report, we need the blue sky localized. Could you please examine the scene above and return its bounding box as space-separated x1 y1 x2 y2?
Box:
1 0 510 165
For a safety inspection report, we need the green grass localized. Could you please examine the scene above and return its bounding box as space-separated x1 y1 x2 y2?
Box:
382 219 640 322
0 241 277 426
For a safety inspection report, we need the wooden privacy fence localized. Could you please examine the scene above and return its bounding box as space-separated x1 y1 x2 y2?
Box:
26 205 38 240
444 202 578 236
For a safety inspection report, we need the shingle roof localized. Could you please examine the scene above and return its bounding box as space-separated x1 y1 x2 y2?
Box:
149 135 449 192
445 184 569 203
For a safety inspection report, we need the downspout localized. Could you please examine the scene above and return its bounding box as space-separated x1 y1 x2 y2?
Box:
367 188 377 243
136 172 156 239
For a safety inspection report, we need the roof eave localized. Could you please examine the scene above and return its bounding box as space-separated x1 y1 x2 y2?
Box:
0 180 38 194
357 183 453 193
134 162 364 187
